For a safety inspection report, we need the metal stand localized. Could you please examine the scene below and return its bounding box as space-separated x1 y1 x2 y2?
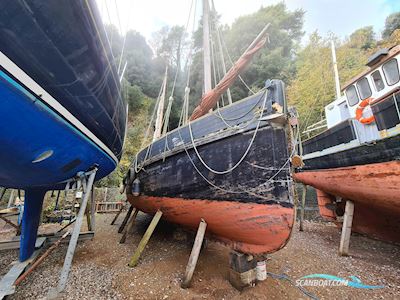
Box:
128 210 163 267
7 190 15 208
339 200 354 256
48 168 97 297
181 219 207 288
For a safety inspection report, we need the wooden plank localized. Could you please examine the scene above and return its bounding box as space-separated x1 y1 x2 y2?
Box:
339 200 354 256
299 184 307 231
181 219 207 288
120 209 138 244
0 237 46 251
128 210 163 267
0 238 45 298
118 205 133 233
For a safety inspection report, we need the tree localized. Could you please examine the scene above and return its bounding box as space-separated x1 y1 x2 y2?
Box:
189 3 305 103
383 12 400 39
348 26 376 50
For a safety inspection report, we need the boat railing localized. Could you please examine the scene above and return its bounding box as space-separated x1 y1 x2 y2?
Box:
302 118 327 138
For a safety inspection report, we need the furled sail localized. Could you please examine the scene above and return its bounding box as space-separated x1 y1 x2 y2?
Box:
190 24 270 120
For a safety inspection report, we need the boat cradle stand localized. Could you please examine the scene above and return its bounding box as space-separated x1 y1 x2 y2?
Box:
0 169 97 299
46 168 98 298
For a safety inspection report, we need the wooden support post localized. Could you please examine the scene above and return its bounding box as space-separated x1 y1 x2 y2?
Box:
181 219 207 288
118 205 133 233
300 184 307 231
128 210 163 267
339 200 354 256
120 209 139 244
110 203 125 225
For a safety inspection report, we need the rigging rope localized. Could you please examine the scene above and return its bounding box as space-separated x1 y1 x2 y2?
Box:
187 89 267 175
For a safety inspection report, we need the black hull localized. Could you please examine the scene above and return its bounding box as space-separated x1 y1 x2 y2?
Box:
128 80 294 207
301 134 400 171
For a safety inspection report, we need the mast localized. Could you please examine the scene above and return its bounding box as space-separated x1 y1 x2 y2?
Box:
202 0 212 94
211 0 232 104
153 66 168 141
331 40 341 99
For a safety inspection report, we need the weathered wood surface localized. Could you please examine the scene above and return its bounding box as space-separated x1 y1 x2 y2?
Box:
299 184 307 231
110 203 125 225
118 205 134 233
120 208 138 244
181 219 207 288
339 200 354 256
128 210 163 267
0 238 45 298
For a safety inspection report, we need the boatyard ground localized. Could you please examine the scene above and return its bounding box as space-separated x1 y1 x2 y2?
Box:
1 214 399 300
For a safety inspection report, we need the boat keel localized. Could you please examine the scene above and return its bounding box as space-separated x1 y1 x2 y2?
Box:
20 188 46 261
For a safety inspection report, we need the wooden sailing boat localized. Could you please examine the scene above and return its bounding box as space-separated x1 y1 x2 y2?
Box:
295 44 400 244
124 0 298 255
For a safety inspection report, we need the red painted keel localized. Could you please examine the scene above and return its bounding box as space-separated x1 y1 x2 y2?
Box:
127 195 294 255
294 160 400 243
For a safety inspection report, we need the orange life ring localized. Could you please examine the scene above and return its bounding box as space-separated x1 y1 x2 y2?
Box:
355 98 375 124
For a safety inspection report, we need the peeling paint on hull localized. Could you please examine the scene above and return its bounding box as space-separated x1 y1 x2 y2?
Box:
127 195 294 254
294 160 400 243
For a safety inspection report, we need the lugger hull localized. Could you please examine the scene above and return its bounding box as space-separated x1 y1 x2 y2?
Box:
294 160 400 243
127 196 294 254
126 80 297 255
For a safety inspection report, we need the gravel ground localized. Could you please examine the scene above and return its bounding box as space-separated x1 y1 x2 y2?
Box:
0 213 399 299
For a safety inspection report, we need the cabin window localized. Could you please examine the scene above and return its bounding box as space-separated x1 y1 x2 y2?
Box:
345 85 359 106
371 70 385 92
382 58 400 86
356 78 372 100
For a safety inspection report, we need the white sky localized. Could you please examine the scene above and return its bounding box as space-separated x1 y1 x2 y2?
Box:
97 0 400 42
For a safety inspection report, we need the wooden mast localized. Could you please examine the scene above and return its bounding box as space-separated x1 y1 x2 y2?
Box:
203 0 212 94
211 0 232 104
153 66 168 141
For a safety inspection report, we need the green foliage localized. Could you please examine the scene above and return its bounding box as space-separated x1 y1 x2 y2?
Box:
383 12 400 39
99 5 400 187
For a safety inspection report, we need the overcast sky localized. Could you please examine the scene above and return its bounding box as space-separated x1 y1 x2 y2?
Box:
97 0 400 42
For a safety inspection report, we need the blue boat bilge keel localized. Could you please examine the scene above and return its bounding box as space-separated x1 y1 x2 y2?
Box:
0 0 127 261
19 189 46 261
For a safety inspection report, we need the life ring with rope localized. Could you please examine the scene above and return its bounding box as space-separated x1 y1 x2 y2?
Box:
355 97 375 124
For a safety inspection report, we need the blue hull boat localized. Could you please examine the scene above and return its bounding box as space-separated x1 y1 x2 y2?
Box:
0 0 126 260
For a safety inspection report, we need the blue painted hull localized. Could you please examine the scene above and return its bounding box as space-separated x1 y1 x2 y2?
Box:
0 70 116 189
0 0 127 261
